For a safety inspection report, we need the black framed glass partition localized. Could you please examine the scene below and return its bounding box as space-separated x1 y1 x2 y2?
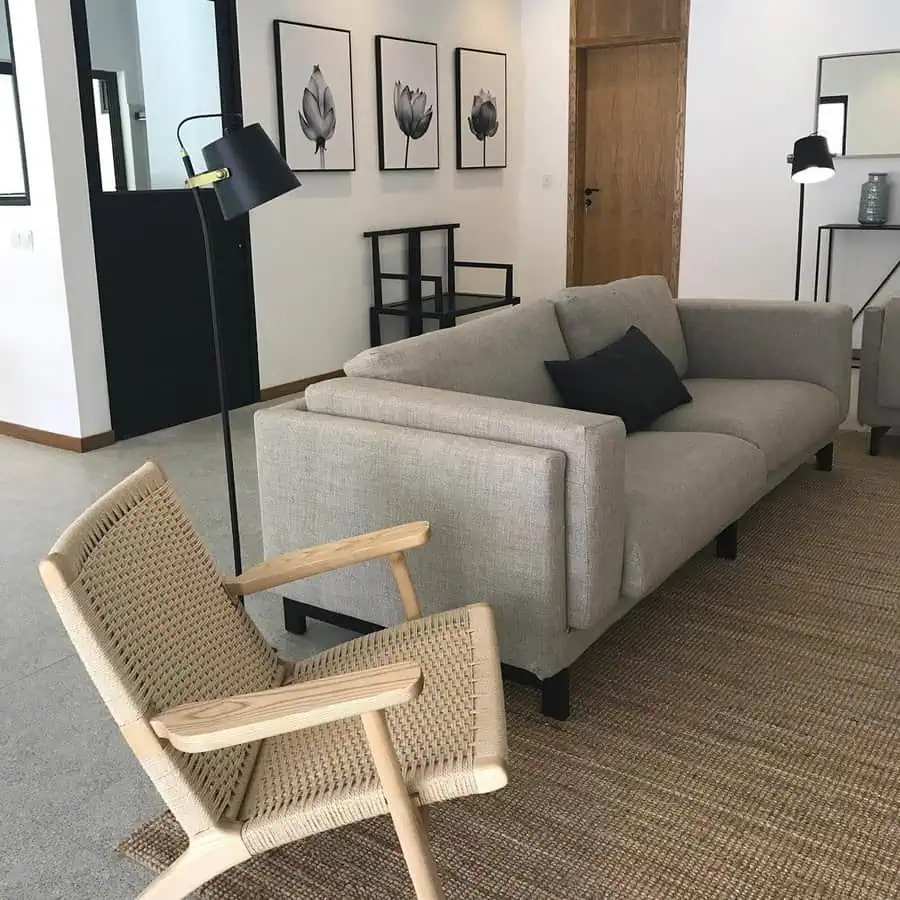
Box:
81 0 224 192
0 0 30 203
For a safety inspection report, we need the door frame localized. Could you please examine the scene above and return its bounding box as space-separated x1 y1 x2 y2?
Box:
68 0 261 403
566 0 690 291
91 69 129 192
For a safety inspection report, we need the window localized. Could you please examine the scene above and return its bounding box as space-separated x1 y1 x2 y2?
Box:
0 0 29 204
818 95 848 157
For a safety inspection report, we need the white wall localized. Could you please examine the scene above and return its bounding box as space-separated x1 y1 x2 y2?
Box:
0 0 109 437
237 0 525 389
136 0 222 189
511 0 900 353
680 0 900 347
820 52 900 157
517 0 570 302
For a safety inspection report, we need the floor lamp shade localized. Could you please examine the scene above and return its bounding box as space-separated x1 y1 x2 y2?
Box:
792 135 835 184
202 123 300 220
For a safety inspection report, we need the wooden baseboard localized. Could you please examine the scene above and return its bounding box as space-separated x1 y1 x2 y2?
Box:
0 420 116 453
259 370 345 403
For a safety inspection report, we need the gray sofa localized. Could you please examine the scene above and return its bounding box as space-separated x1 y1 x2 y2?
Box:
255 277 852 718
859 298 900 455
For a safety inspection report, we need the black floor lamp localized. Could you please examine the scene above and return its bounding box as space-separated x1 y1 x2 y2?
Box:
177 115 300 575
790 134 835 303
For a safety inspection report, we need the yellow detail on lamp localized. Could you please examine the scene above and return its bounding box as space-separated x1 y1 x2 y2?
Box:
185 168 231 189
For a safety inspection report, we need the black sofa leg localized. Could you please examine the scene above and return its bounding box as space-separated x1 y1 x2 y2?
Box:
282 597 308 635
870 427 889 457
816 442 835 472
540 669 571 721
716 522 738 561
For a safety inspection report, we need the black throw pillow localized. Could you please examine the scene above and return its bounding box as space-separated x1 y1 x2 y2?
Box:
545 326 692 433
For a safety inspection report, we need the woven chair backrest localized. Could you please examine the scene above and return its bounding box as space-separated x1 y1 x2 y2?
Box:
39 461 281 836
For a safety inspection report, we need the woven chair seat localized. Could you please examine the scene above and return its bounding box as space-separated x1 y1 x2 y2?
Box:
239 604 507 855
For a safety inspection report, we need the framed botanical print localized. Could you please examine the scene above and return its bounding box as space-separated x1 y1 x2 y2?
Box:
375 35 439 171
274 20 356 172
455 47 508 169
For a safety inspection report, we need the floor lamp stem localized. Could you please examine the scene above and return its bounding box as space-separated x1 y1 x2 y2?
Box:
794 182 806 303
190 186 243 577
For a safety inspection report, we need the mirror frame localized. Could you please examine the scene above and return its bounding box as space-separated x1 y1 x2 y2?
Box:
0 0 30 205
815 48 900 161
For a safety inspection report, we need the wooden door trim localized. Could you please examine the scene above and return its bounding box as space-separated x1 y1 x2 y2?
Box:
669 0 691 293
566 45 586 286
573 32 682 49
567 0 691 291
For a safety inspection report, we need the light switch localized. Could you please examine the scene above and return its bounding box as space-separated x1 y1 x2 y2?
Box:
542 175 554 188
10 230 34 251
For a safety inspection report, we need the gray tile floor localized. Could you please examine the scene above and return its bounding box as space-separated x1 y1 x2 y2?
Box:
0 405 355 899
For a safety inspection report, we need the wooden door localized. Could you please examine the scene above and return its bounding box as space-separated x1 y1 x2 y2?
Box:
572 40 686 290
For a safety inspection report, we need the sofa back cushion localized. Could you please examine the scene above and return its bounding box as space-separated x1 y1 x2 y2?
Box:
553 275 688 377
344 300 569 406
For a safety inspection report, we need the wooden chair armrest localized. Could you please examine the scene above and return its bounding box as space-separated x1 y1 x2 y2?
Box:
223 521 431 597
150 662 423 753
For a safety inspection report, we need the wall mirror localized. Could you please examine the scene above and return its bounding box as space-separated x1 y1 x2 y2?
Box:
0 0 30 203
817 50 900 158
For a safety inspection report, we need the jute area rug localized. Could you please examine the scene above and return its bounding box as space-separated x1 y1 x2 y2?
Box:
120 432 900 899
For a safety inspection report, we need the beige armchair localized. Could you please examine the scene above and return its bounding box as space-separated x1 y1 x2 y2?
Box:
39 461 507 900
859 298 900 455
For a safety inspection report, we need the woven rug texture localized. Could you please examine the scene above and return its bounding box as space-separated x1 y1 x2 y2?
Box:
120 433 900 899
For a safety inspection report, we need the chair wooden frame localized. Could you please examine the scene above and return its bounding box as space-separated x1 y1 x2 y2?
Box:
41 507 470 900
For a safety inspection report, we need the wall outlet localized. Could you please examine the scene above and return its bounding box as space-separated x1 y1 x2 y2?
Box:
542 174 554 189
10 230 34 251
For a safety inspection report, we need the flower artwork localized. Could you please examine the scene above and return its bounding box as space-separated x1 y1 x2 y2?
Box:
393 82 434 169
299 66 336 169
456 49 508 170
275 21 356 173
376 36 440 171
468 89 500 167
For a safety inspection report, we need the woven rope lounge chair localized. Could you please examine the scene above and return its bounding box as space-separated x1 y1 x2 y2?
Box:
39 461 508 899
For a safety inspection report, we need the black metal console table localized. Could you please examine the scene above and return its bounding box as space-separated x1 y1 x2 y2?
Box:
363 222 520 347
813 223 900 328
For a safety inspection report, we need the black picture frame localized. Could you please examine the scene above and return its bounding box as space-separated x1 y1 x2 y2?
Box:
375 35 440 171
455 47 508 170
274 19 357 173
0 0 30 205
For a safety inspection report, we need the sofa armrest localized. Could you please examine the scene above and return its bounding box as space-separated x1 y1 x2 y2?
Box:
255 405 571 674
859 305 885 424
304 378 627 632
676 300 852 419
860 299 900 418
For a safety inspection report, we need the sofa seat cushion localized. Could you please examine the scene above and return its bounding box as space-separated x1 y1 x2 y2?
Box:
344 300 569 407
651 379 841 473
553 276 689 376
623 432 767 600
